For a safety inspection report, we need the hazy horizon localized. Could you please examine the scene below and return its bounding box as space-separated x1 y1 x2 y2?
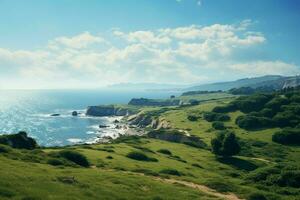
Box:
0 0 299 89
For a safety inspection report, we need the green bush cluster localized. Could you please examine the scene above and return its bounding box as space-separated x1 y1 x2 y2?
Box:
187 115 199 121
213 90 300 130
247 165 300 188
126 151 158 162
212 121 226 130
159 169 181 176
58 150 90 167
157 149 172 155
272 128 300 145
235 115 274 130
211 131 240 157
203 112 230 122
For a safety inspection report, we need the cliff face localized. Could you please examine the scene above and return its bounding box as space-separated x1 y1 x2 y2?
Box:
86 105 136 117
283 76 300 89
127 112 171 129
128 98 180 106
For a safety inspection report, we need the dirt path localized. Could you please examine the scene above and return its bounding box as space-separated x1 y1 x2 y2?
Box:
91 166 244 200
152 176 243 200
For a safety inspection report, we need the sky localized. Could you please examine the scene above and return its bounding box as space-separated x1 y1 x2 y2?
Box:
0 0 299 89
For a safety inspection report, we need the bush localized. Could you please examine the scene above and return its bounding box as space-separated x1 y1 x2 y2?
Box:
247 192 267 200
272 111 299 128
236 115 274 130
204 181 233 193
0 144 11 153
212 121 226 130
126 151 157 162
211 131 240 157
58 150 90 167
234 94 273 113
0 187 15 198
212 103 237 113
203 112 230 122
159 169 181 176
187 115 198 121
0 132 37 149
272 128 300 145
157 149 172 155
47 158 64 166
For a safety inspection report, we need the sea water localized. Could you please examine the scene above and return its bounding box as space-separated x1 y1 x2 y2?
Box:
0 89 178 146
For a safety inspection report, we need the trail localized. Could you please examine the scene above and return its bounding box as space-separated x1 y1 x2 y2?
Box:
91 166 244 200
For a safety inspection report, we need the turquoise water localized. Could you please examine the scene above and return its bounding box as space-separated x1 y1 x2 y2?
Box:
0 89 177 146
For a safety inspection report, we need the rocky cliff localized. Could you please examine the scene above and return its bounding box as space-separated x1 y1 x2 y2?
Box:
86 105 137 117
283 76 300 89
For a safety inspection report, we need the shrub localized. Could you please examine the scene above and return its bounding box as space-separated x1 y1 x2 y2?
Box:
187 115 198 121
234 94 273 113
58 150 90 167
212 121 226 130
0 187 15 198
203 112 230 122
236 115 274 130
0 144 11 153
211 131 240 157
204 181 233 193
132 169 159 176
272 128 300 145
247 192 267 200
265 96 289 112
212 103 237 113
126 151 157 162
47 158 64 166
159 169 181 176
157 149 172 155
272 111 299 128
0 132 37 149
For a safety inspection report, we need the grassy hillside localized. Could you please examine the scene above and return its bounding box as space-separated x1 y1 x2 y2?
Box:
0 92 299 200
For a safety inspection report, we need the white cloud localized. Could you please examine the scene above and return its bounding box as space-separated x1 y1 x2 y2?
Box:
114 30 171 45
49 32 105 49
0 20 298 89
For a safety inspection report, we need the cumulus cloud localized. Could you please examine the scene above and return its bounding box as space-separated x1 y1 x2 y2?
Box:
0 20 297 89
48 32 105 49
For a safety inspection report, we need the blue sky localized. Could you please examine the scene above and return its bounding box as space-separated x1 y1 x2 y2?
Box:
0 0 299 89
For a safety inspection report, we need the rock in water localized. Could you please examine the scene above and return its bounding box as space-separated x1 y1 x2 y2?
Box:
99 125 109 128
72 111 78 116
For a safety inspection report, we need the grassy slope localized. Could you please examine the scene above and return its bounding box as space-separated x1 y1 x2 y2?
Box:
0 93 299 200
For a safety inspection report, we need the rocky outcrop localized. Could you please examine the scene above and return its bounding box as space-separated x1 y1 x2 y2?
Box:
147 129 207 149
128 98 181 106
86 105 136 117
0 131 37 149
128 113 153 128
283 76 300 89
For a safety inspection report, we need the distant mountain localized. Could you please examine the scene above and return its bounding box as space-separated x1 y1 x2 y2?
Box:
107 83 187 91
184 75 300 91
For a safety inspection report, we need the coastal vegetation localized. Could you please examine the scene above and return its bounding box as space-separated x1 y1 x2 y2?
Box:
0 88 300 199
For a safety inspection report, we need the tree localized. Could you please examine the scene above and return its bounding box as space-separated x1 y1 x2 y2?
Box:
211 131 240 157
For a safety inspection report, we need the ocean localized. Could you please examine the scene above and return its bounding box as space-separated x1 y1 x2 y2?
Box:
0 89 178 146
